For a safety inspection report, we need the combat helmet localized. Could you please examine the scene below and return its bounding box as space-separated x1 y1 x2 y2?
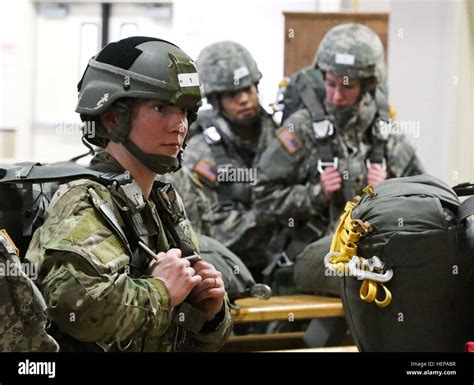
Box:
196 41 262 96
76 36 202 174
315 23 386 85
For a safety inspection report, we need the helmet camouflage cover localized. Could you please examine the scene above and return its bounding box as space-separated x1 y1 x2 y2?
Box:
315 23 386 84
196 41 262 96
76 37 202 174
76 36 202 117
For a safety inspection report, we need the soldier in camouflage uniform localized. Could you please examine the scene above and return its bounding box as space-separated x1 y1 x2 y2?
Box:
25 37 232 352
181 41 278 282
0 229 59 352
254 24 425 295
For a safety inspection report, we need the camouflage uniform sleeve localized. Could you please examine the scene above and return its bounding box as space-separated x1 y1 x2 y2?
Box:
181 299 233 352
25 180 173 349
253 110 330 223
386 134 425 178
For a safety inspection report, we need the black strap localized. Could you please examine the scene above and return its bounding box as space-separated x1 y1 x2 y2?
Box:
374 88 391 121
151 183 195 258
0 163 105 184
292 71 336 166
296 69 327 122
368 90 391 166
202 121 251 208
458 196 474 222
453 183 474 197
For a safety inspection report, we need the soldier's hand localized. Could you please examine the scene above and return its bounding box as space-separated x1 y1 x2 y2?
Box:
320 167 342 200
367 164 388 185
147 248 202 307
187 260 225 321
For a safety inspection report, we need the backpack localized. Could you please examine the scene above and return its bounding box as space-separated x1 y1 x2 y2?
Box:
197 234 271 303
0 162 271 303
0 229 59 351
325 174 474 351
0 162 107 259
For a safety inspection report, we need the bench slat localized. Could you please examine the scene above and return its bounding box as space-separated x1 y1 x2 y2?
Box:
231 295 344 323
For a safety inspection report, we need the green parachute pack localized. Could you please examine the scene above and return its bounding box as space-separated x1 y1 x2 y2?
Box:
324 174 474 351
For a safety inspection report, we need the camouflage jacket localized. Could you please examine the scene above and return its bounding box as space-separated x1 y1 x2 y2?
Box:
254 93 425 257
181 107 279 274
0 230 59 352
25 153 232 352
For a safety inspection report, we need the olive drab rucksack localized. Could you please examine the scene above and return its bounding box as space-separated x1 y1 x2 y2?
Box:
197 234 271 304
0 162 109 259
325 174 474 352
0 229 59 352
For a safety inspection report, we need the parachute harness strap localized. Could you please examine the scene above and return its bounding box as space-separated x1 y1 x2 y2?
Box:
326 186 393 308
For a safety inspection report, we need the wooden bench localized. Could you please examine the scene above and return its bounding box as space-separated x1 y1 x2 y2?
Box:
266 345 358 353
221 295 347 352
230 294 344 323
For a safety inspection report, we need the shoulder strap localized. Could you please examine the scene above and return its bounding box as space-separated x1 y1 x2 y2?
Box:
0 163 106 184
289 70 337 173
458 196 474 222
453 182 474 197
295 68 328 123
367 89 391 168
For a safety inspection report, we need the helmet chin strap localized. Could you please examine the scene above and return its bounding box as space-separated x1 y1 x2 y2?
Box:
123 139 180 174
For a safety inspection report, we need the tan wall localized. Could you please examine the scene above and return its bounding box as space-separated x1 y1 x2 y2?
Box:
0 130 15 160
449 0 474 184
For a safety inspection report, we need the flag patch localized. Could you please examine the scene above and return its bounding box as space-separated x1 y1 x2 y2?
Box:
276 127 303 154
194 159 218 183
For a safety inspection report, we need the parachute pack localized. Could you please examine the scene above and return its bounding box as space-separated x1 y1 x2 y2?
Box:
325 174 474 351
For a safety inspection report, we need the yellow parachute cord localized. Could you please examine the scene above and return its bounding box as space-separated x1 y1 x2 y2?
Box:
328 192 392 308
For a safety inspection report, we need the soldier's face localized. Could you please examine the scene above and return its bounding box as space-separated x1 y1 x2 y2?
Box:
128 99 188 157
324 72 361 109
219 84 259 119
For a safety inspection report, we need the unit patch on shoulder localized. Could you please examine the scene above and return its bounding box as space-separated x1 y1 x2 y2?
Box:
276 127 303 154
194 159 218 183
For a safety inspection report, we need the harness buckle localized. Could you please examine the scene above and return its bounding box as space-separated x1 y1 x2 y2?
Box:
347 256 393 283
203 126 222 144
372 118 390 141
317 157 339 174
312 119 334 139
366 158 387 171
277 252 294 268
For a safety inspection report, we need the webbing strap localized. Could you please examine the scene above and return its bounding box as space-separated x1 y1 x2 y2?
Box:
296 70 327 122
203 119 251 208
368 90 390 165
458 196 474 222
0 164 105 184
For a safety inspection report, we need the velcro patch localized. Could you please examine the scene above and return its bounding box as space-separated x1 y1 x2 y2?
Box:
194 159 218 183
276 127 303 154
335 53 355 65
